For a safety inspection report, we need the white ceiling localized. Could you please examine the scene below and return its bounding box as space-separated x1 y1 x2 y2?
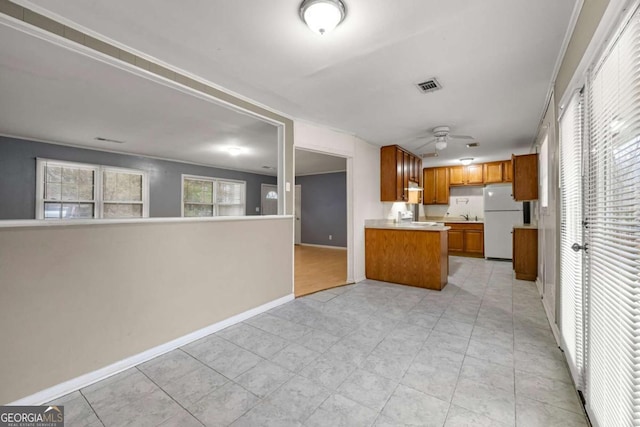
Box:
0 23 279 175
295 149 346 176
7 0 578 167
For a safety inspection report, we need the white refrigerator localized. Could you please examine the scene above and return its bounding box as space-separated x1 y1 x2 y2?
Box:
483 184 523 259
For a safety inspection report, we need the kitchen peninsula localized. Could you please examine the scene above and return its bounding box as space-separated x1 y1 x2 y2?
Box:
365 220 449 290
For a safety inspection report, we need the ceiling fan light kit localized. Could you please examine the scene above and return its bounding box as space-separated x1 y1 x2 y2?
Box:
415 125 475 157
300 0 346 35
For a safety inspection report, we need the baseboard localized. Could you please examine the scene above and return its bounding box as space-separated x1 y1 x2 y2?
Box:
299 243 347 250
541 293 561 346
9 293 294 406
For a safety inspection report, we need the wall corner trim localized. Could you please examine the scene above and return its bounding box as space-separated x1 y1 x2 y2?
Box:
8 293 294 406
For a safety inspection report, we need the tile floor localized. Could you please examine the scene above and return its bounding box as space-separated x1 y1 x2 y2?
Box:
49 257 588 426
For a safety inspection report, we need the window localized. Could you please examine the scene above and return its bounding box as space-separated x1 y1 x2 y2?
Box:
36 159 148 219
102 168 145 218
182 175 245 217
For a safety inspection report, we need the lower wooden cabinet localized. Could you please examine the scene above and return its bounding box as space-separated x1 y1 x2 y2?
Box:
513 227 538 280
365 228 448 290
448 229 464 252
444 223 484 257
464 229 484 255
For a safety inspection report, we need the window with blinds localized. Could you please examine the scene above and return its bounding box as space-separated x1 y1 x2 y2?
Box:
559 90 584 390
36 159 148 219
584 4 640 425
182 175 246 217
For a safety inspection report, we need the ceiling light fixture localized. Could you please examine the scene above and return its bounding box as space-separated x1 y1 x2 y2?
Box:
300 0 346 35
225 146 244 156
460 158 474 166
435 136 447 150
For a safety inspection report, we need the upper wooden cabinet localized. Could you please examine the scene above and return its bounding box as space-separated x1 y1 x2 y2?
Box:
502 160 513 182
483 160 512 184
483 162 503 183
380 145 422 202
512 153 538 201
423 167 449 205
449 165 484 186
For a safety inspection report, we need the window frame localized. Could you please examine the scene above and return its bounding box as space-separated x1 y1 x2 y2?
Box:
100 165 149 219
181 174 246 217
36 158 149 220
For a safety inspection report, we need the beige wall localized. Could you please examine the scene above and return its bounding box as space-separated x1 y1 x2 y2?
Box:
0 218 293 404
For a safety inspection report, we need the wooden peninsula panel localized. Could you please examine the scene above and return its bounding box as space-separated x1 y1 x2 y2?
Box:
365 228 448 290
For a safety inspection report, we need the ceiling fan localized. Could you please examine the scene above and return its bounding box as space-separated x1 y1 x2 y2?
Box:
415 126 475 158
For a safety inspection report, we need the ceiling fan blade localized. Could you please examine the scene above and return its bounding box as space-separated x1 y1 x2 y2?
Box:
449 134 474 140
421 151 439 158
415 138 436 151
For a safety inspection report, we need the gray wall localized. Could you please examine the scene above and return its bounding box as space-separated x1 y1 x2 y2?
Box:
295 172 347 247
0 136 277 219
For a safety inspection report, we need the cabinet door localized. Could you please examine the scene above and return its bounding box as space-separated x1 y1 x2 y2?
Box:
403 151 410 199
502 160 513 182
466 164 484 184
449 166 465 185
435 167 450 204
380 145 397 201
512 154 538 201
513 228 538 280
423 168 436 204
464 230 484 255
396 148 405 200
483 162 503 183
448 229 464 252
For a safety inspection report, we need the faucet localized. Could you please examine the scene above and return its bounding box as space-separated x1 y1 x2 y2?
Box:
460 214 470 221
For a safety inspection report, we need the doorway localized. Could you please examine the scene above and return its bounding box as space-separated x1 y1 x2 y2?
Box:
294 149 349 296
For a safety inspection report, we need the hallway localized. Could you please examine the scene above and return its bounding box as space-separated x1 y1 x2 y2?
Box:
49 257 586 426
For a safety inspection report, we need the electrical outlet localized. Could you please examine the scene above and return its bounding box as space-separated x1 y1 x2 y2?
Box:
329 235 333 240
255 207 260 212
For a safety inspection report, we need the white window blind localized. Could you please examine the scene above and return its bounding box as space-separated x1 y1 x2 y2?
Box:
585 4 640 425
559 90 585 390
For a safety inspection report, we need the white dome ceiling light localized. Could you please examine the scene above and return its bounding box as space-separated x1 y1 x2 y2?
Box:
300 0 347 36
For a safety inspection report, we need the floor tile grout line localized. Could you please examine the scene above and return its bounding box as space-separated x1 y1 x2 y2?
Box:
511 265 519 426
134 366 208 427
78 389 106 427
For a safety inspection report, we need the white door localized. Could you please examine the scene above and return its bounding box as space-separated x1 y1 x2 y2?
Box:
260 184 278 215
295 185 301 245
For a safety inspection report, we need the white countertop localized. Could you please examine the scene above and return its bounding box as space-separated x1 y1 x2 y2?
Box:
423 217 484 224
365 220 450 231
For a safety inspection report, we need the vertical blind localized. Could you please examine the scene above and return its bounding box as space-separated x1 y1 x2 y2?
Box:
558 90 584 390
585 4 640 425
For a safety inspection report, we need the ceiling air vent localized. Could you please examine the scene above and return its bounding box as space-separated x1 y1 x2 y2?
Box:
416 78 442 94
466 142 480 148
